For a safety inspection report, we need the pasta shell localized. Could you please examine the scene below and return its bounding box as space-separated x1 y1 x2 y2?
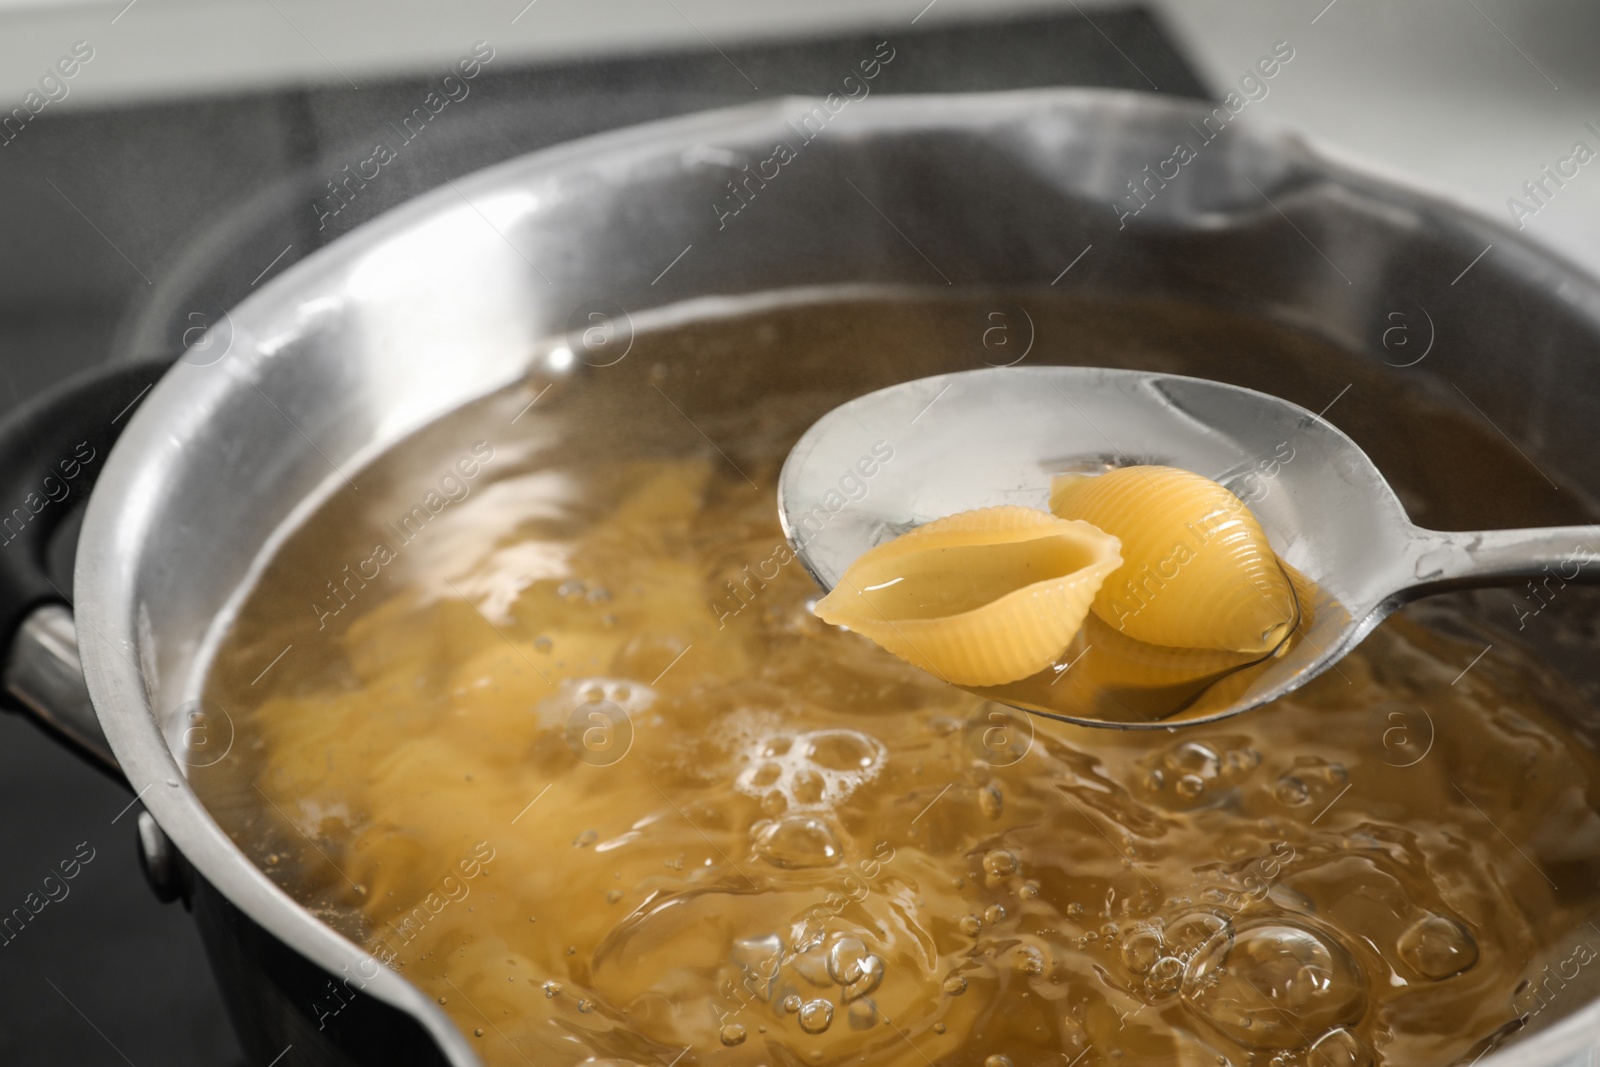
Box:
1050 465 1297 654
812 506 1122 686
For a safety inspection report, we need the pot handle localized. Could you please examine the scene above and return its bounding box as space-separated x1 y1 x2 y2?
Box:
0 359 171 779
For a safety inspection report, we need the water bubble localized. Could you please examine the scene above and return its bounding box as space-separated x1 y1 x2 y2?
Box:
752 815 842 868
1176 774 1205 799
982 849 1019 883
1266 884 1314 912
979 783 1004 820
843 959 885 1002
798 999 834 1034
805 730 883 771
574 829 598 848
1066 902 1085 919
984 904 1007 925
943 976 968 995
1020 881 1040 900
959 914 983 936
782 994 802 1013
984 1056 1014 1067
934 1022 947 1034
735 728 886 812
475 1028 484 1037
577 999 596 1013
1144 769 1166 792
1308 1027 1373 1067
1165 741 1221 779
1274 775 1311 806
543 981 562 998
605 890 622 904
1182 921 1366 1050
1280 757 1347 800
1018 947 1046 976
826 937 869 984
1121 928 1163 974
794 770 826 806
827 937 885 1002
1225 747 1262 774
720 1023 747 1047
792 945 834 987
1397 913 1479 980
1147 956 1184 995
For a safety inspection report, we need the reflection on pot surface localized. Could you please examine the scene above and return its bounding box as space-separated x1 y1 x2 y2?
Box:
193 293 1600 1066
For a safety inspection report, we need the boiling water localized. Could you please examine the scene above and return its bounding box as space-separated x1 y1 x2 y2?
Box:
194 293 1600 1067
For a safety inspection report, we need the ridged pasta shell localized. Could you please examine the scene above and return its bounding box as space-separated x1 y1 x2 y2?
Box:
812 506 1122 686
1050 466 1298 654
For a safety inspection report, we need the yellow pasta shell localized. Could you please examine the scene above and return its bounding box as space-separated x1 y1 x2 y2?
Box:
812 506 1122 686
1050 466 1297 654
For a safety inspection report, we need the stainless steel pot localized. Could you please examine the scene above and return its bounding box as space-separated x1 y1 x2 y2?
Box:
5 88 1600 1067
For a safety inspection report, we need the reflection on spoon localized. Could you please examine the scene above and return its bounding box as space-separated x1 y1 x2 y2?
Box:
778 367 1599 730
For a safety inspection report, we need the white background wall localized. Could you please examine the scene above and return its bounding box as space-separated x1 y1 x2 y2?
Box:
1 0 1597 275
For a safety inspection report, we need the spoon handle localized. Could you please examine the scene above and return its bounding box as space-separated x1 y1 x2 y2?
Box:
1405 525 1600 595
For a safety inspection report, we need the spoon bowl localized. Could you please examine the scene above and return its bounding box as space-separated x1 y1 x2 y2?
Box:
778 367 1600 728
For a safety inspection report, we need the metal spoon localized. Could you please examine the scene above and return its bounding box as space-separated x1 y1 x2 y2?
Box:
777 367 1600 729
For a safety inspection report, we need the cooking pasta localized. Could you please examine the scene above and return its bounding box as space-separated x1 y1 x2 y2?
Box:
191 296 1600 1067
814 465 1298 689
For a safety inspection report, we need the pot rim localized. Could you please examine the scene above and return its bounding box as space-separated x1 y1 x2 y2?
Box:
74 86 1600 1067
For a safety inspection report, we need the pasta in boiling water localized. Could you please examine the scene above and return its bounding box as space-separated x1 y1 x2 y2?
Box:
196 301 1600 1067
